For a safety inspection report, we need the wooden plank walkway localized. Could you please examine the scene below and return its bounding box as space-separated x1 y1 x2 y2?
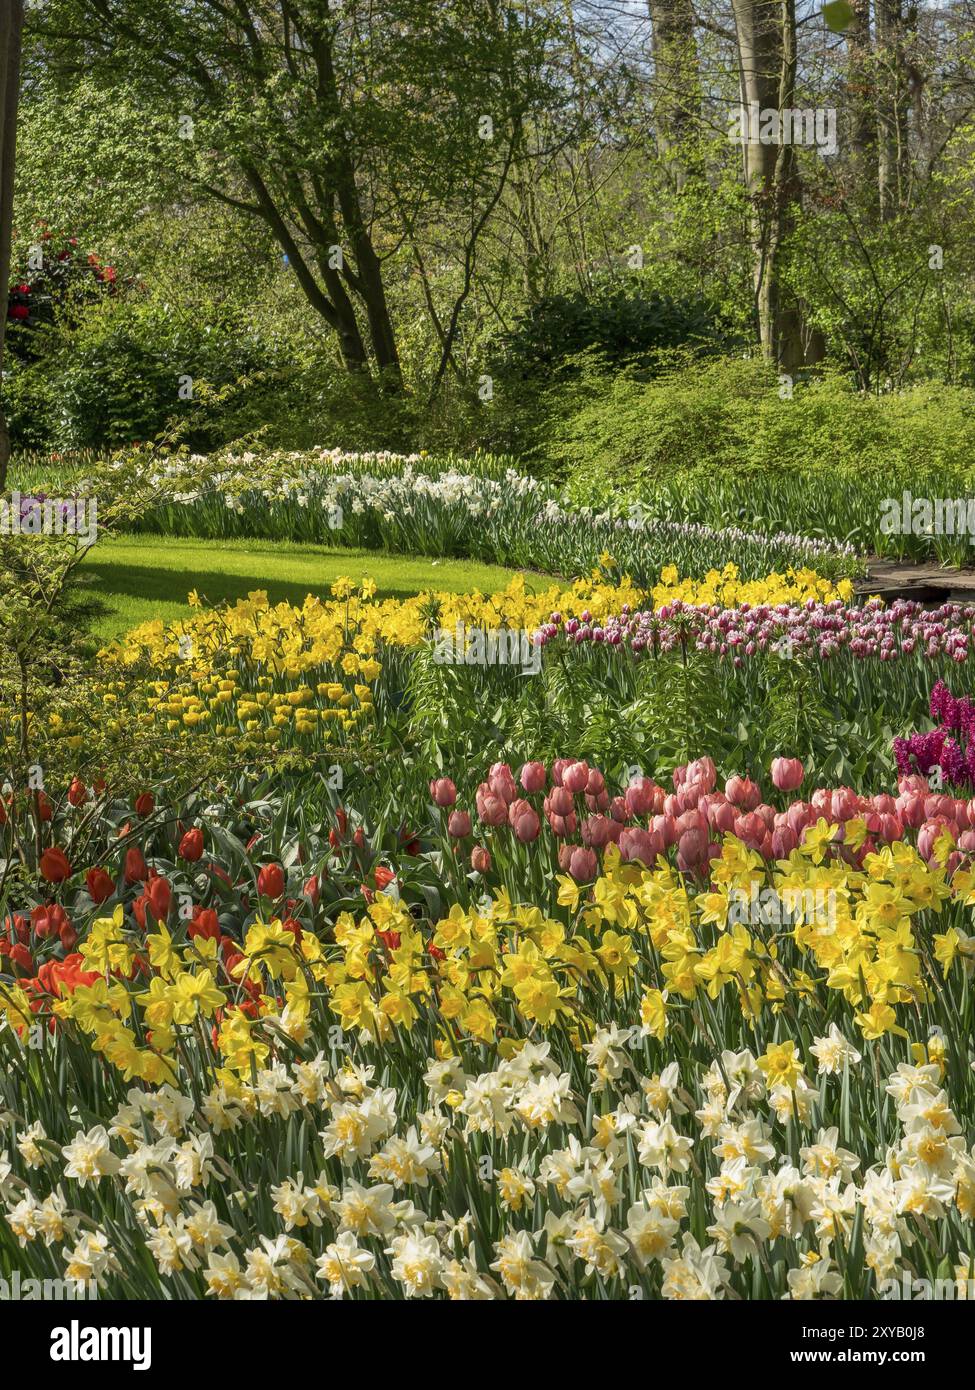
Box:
858 559 975 603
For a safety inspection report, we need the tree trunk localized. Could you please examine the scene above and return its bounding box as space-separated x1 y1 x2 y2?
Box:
0 0 24 492
647 0 701 190
731 0 803 371
875 0 912 219
845 0 876 186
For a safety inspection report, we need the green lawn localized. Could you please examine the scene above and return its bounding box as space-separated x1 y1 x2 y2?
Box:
81 534 550 640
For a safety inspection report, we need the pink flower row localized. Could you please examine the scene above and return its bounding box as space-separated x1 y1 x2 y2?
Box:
429 755 974 882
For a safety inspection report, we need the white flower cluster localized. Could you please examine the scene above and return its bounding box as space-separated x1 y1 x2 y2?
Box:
4 1025 971 1300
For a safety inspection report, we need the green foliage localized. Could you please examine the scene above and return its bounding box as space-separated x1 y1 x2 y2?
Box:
559 353 975 560
495 275 732 375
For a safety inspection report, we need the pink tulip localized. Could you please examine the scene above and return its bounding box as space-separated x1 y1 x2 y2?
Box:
771 825 798 858
685 757 717 792
471 845 492 874
735 812 765 848
896 792 925 829
655 814 679 847
448 810 472 838
489 764 518 805
770 757 804 792
430 777 457 809
677 827 707 867
568 846 598 882
548 812 577 838
726 775 761 811
520 761 547 793
513 808 541 843
562 761 590 794
708 800 736 834
609 795 629 823
675 809 707 836
582 815 612 849
546 787 573 817
624 778 656 818
476 791 507 827
924 794 953 821
918 819 948 861
585 768 606 796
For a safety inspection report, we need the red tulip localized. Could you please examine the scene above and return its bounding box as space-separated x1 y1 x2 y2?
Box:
257 863 285 899
124 846 148 883
68 778 87 808
9 942 33 974
86 867 115 904
147 877 172 923
39 847 71 883
179 828 204 862
135 792 155 817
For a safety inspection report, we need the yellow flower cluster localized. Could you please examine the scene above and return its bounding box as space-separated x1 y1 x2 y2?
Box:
16 825 972 1093
28 575 642 753
651 563 854 610
321 830 964 1052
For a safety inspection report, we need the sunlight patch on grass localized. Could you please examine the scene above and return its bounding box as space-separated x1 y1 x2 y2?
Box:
81 533 550 639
